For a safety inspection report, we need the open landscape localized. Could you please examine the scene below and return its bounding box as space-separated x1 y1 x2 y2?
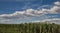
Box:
0 0 60 33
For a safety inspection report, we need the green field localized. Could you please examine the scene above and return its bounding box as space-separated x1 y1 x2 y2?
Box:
0 22 60 33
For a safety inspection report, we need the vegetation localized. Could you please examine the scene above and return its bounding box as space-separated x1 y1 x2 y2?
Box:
0 22 60 33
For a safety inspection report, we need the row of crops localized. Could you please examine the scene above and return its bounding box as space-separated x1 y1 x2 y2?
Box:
0 22 60 33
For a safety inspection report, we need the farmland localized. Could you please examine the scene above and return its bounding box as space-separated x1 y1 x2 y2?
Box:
0 22 60 33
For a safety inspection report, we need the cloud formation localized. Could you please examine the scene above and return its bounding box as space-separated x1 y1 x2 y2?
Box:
0 1 60 24
0 1 60 19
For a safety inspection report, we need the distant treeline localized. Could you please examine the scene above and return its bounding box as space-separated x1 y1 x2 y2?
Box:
0 22 60 33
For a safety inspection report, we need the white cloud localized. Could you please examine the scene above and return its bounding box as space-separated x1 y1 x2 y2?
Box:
49 6 60 14
54 1 60 5
41 18 60 24
0 9 46 19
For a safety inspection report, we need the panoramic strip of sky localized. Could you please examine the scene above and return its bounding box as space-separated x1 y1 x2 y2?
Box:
0 0 60 24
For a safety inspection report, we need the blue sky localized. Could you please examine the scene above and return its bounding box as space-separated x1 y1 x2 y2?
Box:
0 0 58 14
0 0 60 24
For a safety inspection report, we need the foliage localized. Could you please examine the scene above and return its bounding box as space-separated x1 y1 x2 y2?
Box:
0 22 60 33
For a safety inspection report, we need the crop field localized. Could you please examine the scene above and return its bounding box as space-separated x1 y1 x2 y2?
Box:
0 22 60 33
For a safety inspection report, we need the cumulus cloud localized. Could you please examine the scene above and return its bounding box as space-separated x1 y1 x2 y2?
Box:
0 9 47 19
49 6 60 13
54 1 60 5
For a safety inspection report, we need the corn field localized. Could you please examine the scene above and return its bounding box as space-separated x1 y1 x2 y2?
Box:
0 22 60 33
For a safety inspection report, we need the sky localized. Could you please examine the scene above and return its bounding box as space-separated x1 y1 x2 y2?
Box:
0 0 60 24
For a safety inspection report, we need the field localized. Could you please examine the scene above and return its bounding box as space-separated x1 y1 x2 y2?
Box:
0 22 60 33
